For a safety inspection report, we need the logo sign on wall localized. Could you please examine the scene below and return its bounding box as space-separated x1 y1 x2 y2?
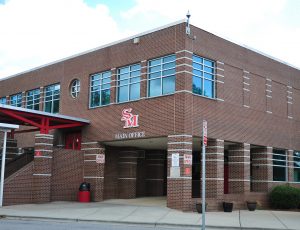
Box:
121 108 139 129
96 154 105 164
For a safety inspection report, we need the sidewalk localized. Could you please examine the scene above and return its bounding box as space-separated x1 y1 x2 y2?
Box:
0 198 299 229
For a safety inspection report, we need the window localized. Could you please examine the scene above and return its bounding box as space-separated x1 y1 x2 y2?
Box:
192 54 215 98
117 64 141 102
44 84 60 113
10 93 22 107
273 149 287 181
26 88 40 110
90 71 111 108
294 151 300 182
148 54 176 97
70 79 80 98
0 97 6 105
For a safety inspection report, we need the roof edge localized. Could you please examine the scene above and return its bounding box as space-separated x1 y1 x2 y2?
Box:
0 19 186 82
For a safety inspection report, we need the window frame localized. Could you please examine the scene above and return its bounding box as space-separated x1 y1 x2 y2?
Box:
294 151 300 182
26 88 40 111
0 97 6 105
192 54 216 99
147 54 176 97
89 70 111 109
44 83 60 114
117 63 141 103
70 79 80 98
10 93 22 107
272 149 287 182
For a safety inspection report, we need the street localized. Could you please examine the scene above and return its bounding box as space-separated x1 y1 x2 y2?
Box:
0 219 214 230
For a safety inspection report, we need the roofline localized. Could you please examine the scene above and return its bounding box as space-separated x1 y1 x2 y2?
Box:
0 19 186 82
0 104 90 124
1 18 299 82
192 24 300 72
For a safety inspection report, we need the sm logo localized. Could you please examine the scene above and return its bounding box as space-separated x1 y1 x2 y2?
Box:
121 108 139 129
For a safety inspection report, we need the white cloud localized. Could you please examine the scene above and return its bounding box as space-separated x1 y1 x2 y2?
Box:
0 0 299 79
0 0 124 78
121 0 300 69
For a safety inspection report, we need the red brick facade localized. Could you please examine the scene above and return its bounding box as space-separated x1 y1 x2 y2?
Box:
1 21 300 211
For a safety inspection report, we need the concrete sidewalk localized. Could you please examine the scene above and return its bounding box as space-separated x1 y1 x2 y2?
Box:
0 198 299 229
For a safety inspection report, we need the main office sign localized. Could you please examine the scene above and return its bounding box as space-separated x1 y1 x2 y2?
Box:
115 108 145 140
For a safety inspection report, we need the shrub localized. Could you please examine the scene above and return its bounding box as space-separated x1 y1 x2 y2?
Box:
269 185 300 209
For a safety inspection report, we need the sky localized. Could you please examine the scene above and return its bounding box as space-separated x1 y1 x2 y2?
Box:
0 0 299 79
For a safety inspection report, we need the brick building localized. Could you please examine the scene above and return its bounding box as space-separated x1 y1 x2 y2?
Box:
0 20 300 211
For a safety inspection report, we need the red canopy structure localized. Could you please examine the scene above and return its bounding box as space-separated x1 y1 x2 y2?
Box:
0 104 89 134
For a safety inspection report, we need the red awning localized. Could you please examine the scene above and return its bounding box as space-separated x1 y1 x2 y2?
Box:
0 104 89 134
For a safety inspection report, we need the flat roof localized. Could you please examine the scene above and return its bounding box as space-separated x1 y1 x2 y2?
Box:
0 104 90 124
0 19 299 82
0 123 19 130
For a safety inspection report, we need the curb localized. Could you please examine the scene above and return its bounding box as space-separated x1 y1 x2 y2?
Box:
1 214 294 230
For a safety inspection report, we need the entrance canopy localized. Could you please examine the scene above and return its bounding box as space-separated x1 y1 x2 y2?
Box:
0 104 89 134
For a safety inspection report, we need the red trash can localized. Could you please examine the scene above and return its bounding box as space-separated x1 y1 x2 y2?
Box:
78 191 90 202
78 182 90 202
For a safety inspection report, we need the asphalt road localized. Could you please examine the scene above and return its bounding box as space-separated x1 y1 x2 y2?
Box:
0 219 218 230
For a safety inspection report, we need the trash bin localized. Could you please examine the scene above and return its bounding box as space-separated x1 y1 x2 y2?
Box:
78 182 90 202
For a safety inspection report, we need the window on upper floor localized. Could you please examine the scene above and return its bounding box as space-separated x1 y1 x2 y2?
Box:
148 54 176 97
294 151 300 182
70 79 80 98
44 84 60 113
10 93 22 107
192 54 215 98
26 88 40 111
0 97 6 105
273 149 287 181
117 63 141 103
89 71 111 108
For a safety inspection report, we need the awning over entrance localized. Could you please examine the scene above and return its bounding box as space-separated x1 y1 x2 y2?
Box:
0 104 90 134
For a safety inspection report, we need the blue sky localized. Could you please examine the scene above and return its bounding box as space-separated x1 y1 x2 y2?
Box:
0 0 299 78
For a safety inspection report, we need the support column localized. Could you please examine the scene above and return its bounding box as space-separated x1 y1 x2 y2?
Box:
287 150 294 183
118 150 138 199
251 147 273 192
228 143 250 193
206 139 224 204
32 134 53 203
167 134 192 211
82 142 105 201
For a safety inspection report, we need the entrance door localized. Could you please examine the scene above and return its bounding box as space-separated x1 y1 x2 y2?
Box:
224 164 229 194
65 132 81 150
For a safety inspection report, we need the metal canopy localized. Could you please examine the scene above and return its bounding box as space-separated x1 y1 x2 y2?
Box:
0 104 90 134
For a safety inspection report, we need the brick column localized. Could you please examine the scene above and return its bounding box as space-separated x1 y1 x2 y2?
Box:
206 139 224 204
167 134 192 211
39 86 44 111
215 61 225 102
251 147 273 192
32 134 53 203
228 143 250 193
175 50 192 92
82 141 105 201
287 150 294 183
118 150 138 198
21 91 26 108
140 60 147 98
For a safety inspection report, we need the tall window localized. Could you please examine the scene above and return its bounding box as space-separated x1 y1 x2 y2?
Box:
26 88 40 110
0 97 6 105
44 84 60 113
273 149 287 181
294 151 300 182
90 71 111 108
117 63 140 103
192 55 215 98
148 54 176 97
10 93 22 107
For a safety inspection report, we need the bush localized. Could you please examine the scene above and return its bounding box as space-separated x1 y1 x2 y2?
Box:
269 185 300 209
